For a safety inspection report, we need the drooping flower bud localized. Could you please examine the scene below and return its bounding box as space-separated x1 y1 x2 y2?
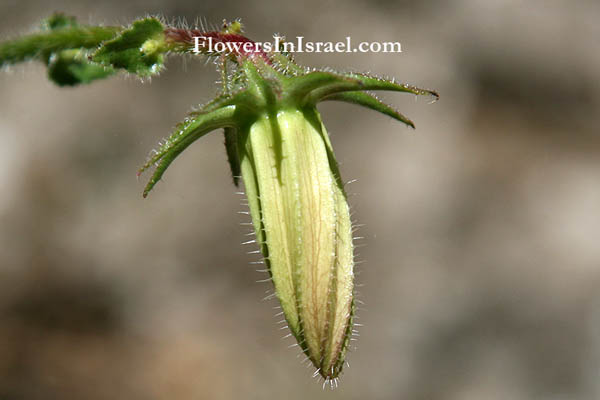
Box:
0 15 437 384
240 107 355 379
137 23 438 382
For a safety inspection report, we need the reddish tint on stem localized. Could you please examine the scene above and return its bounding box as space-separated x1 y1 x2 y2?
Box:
164 28 272 64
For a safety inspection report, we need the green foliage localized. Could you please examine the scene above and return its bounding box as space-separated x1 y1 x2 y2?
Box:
0 25 120 68
91 18 165 76
0 14 165 85
40 14 116 86
47 49 115 86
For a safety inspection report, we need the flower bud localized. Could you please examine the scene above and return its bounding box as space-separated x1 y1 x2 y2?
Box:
240 108 354 380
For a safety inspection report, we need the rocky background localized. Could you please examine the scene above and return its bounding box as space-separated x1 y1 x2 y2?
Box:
1 0 600 399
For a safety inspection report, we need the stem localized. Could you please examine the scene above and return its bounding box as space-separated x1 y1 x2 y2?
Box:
163 27 273 64
0 26 122 66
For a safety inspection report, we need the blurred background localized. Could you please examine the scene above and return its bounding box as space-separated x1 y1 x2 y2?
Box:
1 0 600 399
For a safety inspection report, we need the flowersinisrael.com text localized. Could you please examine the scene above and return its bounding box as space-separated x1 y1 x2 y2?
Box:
192 35 402 54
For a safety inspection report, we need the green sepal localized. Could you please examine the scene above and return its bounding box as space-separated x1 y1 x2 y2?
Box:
139 105 238 197
241 59 281 107
295 71 438 105
191 92 240 115
224 127 241 186
284 71 360 104
92 17 165 76
342 72 439 99
322 91 416 128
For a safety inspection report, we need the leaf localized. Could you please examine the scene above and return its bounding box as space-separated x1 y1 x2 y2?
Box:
92 17 165 76
0 12 123 85
48 49 115 86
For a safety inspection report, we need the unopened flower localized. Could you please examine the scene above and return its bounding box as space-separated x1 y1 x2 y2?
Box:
138 22 437 382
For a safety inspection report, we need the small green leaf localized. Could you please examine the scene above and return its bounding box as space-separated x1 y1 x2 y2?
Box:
48 49 115 86
92 17 165 76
